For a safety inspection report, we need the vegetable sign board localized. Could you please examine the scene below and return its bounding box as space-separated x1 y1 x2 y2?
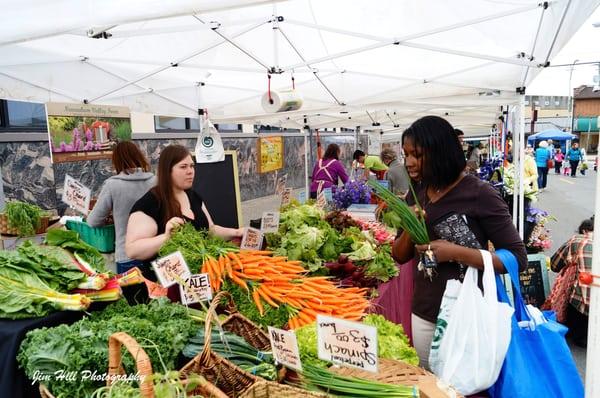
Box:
261 212 280 233
316 314 378 373
519 253 550 308
280 188 293 207
179 274 212 305
62 175 91 215
241 227 264 250
152 251 191 288
268 326 302 371
258 136 284 173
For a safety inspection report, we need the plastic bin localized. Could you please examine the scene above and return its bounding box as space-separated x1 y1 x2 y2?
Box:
66 220 115 253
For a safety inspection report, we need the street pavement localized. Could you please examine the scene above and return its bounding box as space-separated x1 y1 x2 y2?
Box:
535 168 597 381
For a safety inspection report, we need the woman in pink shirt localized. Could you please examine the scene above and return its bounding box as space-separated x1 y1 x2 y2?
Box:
554 148 565 174
310 144 349 199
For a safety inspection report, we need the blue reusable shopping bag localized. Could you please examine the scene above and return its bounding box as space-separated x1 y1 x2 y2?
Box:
488 249 584 398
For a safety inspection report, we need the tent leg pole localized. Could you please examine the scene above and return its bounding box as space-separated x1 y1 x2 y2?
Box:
511 106 519 229
586 148 600 397
518 95 526 239
304 124 310 197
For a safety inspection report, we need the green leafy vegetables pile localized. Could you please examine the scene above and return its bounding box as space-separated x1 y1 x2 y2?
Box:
18 299 196 398
4 200 44 237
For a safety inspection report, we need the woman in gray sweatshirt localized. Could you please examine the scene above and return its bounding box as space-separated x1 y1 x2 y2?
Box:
87 141 156 273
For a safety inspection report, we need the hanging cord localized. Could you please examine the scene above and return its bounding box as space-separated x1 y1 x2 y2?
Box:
267 74 274 104
291 72 296 90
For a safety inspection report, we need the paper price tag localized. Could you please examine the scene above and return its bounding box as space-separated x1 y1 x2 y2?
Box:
316 314 378 373
151 251 191 288
261 211 280 233
268 327 302 372
280 188 293 207
62 175 91 215
240 227 264 250
179 273 212 305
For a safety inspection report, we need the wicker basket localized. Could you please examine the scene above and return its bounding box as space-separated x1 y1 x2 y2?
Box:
330 358 463 398
239 380 330 398
0 213 49 236
180 291 275 397
40 332 227 398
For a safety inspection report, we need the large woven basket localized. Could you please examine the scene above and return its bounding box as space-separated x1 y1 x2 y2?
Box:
330 358 463 398
239 380 329 398
180 291 273 397
0 213 49 236
40 332 227 398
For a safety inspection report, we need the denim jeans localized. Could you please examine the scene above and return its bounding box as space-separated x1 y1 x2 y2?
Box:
537 166 548 189
116 259 145 274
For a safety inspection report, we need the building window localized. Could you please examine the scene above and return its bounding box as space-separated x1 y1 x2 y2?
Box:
524 100 530 105
534 101 539 106
214 123 241 131
0 100 47 131
544 100 550 106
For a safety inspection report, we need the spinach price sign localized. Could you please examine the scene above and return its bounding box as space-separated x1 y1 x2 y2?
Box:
316 315 378 373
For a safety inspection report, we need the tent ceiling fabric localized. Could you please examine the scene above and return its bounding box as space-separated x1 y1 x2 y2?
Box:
0 0 598 135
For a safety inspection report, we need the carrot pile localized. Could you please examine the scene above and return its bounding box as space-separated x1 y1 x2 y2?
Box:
200 249 371 329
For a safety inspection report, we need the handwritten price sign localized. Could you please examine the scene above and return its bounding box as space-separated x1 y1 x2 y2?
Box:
280 188 293 207
261 211 280 233
268 327 302 371
62 175 91 215
179 274 212 305
151 251 191 288
316 314 378 373
240 227 264 250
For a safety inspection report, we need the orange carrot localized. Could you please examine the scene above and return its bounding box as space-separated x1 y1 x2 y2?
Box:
257 285 279 308
230 273 249 291
252 289 265 316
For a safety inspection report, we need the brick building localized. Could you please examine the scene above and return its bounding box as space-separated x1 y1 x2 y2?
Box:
573 85 600 153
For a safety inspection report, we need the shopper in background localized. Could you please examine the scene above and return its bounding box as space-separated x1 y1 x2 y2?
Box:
392 115 526 369
353 149 388 180
380 148 409 196
524 145 539 191
535 140 552 191
553 148 565 174
580 147 587 175
88 141 156 274
468 143 483 167
566 142 584 178
126 145 243 278
454 128 465 145
546 217 594 348
309 143 348 199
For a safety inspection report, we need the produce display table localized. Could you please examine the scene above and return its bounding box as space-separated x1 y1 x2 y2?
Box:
370 260 415 342
0 311 86 398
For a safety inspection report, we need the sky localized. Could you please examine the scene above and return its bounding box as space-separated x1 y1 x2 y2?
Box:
528 6 600 96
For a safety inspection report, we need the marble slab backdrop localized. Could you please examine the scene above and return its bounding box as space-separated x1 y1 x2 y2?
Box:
0 142 56 210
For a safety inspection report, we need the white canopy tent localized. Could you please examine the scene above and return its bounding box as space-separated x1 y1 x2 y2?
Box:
2 2 600 396
0 0 597 135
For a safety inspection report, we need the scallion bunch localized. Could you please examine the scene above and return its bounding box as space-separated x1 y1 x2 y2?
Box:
367 180 429 244
301 364 419 397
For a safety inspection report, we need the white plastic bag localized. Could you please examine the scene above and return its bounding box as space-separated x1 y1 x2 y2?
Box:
195 117 225 163
429 250 513 395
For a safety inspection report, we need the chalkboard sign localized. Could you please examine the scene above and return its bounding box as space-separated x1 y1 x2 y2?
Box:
518 253 550 308
193 150 242 229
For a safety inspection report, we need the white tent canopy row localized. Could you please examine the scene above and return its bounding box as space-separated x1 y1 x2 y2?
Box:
0 0 598 134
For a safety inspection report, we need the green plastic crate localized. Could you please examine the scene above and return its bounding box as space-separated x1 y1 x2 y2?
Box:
66 220 115 253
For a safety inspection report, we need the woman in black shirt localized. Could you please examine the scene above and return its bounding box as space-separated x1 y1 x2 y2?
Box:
392 116 526 369
126 145 243 263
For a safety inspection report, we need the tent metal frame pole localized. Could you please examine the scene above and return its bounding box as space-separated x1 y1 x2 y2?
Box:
84 60 198 112
0 71 81 102
210 71 339 111
86 19 270 103
586 148 600 398
350 62 494 104
543 0 573 65
278 26 343 105
304 121 310 196
520 2 548 86
282 3 542 72
193 16 271 71
511 105 519 228
95 16 271 39
88 57 269 73
284 3 540 45
518 96 526 238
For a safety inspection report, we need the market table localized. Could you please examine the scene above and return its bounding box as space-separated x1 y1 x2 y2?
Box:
0 311 86 398
370 259 415 342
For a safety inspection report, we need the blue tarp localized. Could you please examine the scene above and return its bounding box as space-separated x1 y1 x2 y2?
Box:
527 129 576 143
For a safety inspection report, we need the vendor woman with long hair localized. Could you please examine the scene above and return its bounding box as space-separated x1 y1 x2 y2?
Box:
392 116 527 369
126 145 243 278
